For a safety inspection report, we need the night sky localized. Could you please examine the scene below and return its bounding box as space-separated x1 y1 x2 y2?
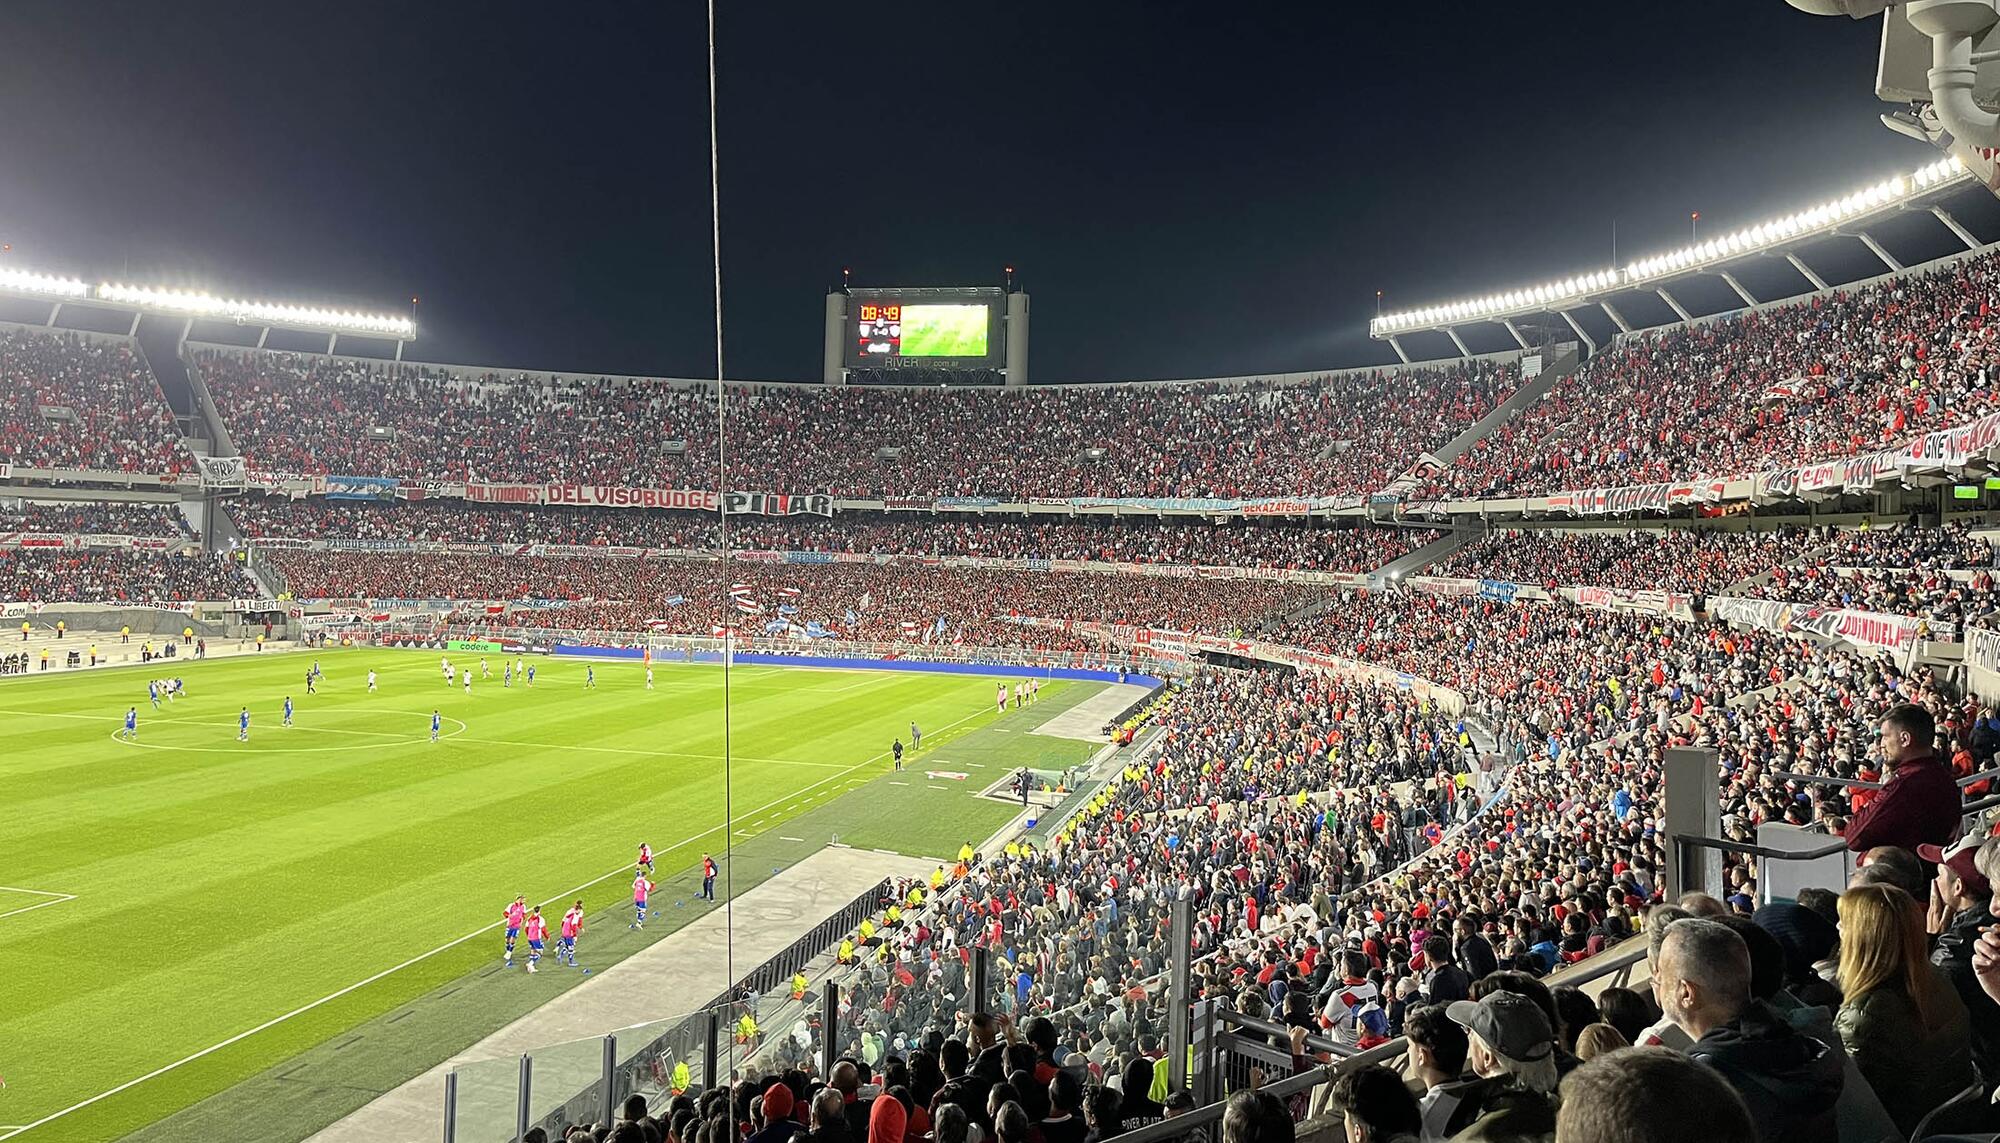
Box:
0 2 1953 381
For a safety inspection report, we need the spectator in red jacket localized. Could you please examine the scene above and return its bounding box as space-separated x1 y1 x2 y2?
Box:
1845 703 1963 854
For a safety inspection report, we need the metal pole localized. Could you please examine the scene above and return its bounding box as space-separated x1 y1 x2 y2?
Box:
970 946 990 1022
601 1035 618 1128
820 981 840 1079
704 1008 722 1094
442 1071 458 1143
516 1054 533 1143
1190 997 1219 1105
1166 897 1194 1091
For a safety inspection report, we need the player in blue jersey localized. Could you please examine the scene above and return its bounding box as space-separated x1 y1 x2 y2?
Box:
148 680 160 709
238 707 251 742
503 662 512 688
123 706 138 741
526 664 536 687
585 665 595 689
431 709 442 743
283 696 295 727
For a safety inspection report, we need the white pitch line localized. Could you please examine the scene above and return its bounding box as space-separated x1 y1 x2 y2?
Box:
451 736 847 769
0 701 1000 1140
0 887 76 922
779 836 805 842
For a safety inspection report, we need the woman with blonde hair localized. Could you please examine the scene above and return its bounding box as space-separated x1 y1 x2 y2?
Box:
1834 883 1973 1134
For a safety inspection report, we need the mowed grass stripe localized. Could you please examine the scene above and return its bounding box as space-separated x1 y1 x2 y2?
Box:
0 648 1061 1143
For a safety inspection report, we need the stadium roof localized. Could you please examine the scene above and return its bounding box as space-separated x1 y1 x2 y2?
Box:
0 264 414 348
1369 155 1978 359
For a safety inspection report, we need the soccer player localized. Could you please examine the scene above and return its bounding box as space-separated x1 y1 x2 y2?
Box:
892 739 904 771
463 670 472 696
558 900 584 966
283 696 295 727
910 721 921 752
238 707 251 742
522 905 548 973
171 677 183 701
504 662 512 687
631 870 655 929
431 709 442 742
637 842 653 872
148 680 160 710
305 667 315 695
526 664 536 687
123 706 138 741
502 894 527 966
446 663 456 688
481 657 490 680
515 655 524 679
996 682 1007 714
701 854 717 901
645 665 654 690
368 668 378 693
585 665 595 689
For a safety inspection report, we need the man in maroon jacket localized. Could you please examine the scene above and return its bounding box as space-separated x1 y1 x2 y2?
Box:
1846 703 1963 854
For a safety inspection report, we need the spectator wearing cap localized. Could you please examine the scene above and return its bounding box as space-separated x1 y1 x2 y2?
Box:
1401 1004 1488 1142
1749 902 1842 1010
1924 834 2000 1086
750 1084 801 1143
1844 704 1961 855
1443 991 1559 1142
1553 1047 1756 1143
1835 884 1972 1135
1664 918 1842 1143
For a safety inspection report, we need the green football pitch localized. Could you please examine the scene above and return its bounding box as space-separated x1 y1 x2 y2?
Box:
897 304 988 357
0 648 1105 1142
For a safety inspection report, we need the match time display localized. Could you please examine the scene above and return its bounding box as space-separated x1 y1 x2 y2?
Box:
844 291 1003 367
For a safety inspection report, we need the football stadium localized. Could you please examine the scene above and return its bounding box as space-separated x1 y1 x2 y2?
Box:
17 4 2000 1143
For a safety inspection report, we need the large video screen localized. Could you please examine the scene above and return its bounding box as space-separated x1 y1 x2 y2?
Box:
848 296 999 365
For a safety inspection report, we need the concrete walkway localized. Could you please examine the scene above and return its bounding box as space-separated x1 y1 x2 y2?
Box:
1028 681 1151 740
304 845 934 1143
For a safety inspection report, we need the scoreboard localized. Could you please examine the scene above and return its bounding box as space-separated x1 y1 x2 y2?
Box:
840 287 1006 370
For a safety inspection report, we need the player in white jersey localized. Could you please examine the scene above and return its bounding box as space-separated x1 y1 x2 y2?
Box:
481 657 490 679
645 665 654 689
368 669 378 693
463 670 472 695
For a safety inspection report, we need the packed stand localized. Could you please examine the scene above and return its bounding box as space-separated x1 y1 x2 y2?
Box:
3 500 192 538
197 349 1519 499
1429 527 1810 597
0 549 252 603
230 497 1433 573
1750 521 1999 628
0 329 185 473
1437 247 2000 497
264 552 1321 642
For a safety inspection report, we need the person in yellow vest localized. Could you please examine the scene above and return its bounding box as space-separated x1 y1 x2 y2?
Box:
56 619 65 639
88 643 98 666
958 841 975 863
40 647 50 670
735 1011 758 1044
838 937 856 964
256 633 265 651
885 904 902 927
670 1059 691 1095
929 866 946 890
858 917 875 943
907 885 923 908
1004 841 1021 860
791 971 810 999
183 625 193 643
19 620 27 641
120 625 130 644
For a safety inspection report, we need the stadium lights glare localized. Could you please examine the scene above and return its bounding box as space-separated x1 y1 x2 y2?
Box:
0 266 90 298
1370 155 1968 336
94 283 416 337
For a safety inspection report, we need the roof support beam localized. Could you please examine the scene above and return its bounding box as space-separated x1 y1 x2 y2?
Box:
128 311 142 336
1785 253 1829 291
1445 326 1472 357
1600 301 1633 334
1386 336 1410 364
327 333 338 356
1502 320 1531 350
1558 309 1597 354
1856 231 1903 272
1719 272 1758 308
46 302 61 327
1932 205 1981 250
1656 289 1694 322
256 326 270 349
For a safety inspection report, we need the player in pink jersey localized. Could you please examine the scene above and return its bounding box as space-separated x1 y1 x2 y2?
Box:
522 906 548 973
630 871 655 930
558 899 584 966
637 843 653 873
502 895 527 967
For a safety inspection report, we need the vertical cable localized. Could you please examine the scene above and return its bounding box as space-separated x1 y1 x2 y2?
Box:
705 0 735 1079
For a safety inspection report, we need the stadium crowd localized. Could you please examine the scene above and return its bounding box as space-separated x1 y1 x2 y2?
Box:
1428 527 1809 597
228 498 1433 573
1439 247 2000 497
0 329 186 474
2 499 191 537
197 350 1519 499
0 548 252 603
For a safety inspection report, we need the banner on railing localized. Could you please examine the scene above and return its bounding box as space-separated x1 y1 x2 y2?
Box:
1571 584 1696 621
1549 480 1725 517
1970 627 2000 674
461 483 834 515
325 475 399 501
1708 595 1938 665
196 454 247 489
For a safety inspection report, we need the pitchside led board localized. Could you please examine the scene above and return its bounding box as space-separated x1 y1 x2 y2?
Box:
826 285 1028 382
